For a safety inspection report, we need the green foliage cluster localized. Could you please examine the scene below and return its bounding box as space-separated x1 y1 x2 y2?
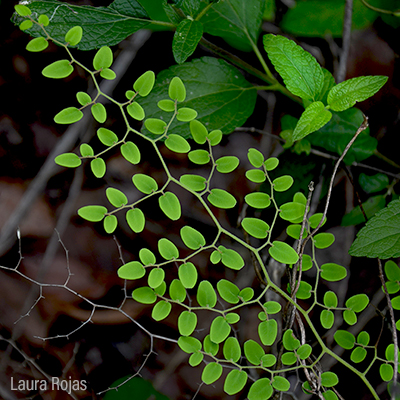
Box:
13 1 400 399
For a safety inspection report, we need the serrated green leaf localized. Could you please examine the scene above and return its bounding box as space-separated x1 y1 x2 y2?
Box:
216 156 239 173
121 141 140 164
248 378 273 400
65 26 83 46
91 158 106 178
223 337 241 362
173 18 203 64
55 153 82 168
127 102 145 121
165 134 191 153
334 330 355 349
103 214 118 234
217 279 240 304
159 192 181 220
26 37 49 52
258 319 277 346
134 70 155 97
126 208 145 233
197 280 217 307
148 268 165 288
169 279 186 302
178 336 202 353
178 311 197 336
245 192 271 209
224 370 247 395
178 262 198 289
269 241 299 264
158 238 179 260
179 174 206 192
210 316 231 344
117 261 145 280
349 199 400 259
54 107 83 124
241 218 269 239
43 60 74 79
202 362 222 385
327 76 388 112
207 189 237 209
293 102 332 140
321 263 347 281
263 34 324 101
132 174 158 194
97 127 118 146
342 195 386 226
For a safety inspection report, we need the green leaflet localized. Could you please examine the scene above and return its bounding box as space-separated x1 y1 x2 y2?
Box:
248 378 273 400
293 102 332 141
327 76 388 112
159 192 182 220
197 280 217 308
152 300 172 321
178 311 197 336
201 362 222 385
78 205 107 222
139 57 256 138
207 188 237 209
269 241 299 264
173 19 203 64
200 0 265 52
26 37 49 52
65 26 83 46
217 279 240 304
223 337 241 362
224 370 247 395
244 339 265 365
55 153 82 168
106 187 128 208
349 199 400 259
341 195 386 226
180 226 206 250
42 60 74 79
263 34 324 101
178 262 198 289
117 261 146 280
210 316 231 343
54 107 83 124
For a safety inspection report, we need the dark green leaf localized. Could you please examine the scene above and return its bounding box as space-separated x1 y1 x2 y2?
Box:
359 173 389 194
173 19 203 64
341 195 386 226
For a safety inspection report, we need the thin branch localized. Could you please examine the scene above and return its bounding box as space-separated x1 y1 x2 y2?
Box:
337 0 353 83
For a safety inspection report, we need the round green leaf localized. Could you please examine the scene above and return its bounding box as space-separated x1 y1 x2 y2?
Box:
15 4 32 16
117 261 145 280
210 250 221 264
177 107 197 122
26 37 48 52
226 313 240 324
323 390 339 400
269 241 299 264
358 331 370 346
224 370 247 395
126 208 145 233
301 254 313 271
144 118 167 135
158 238 179 260
180 226 205 250
125 90 135 100
148 268 165 288
134 71 155 97
283 329 300 351
159 192 181 220
91 103 107 123
42 60 74 79
202 362 222 385
263 301 281 314
93 46 113 70
65 26 83 46
343 309 357 325
139 248 156 265
38 14 49 26
178 311 197 336
223 337 241 362
346 294 369 312
245 192 271 209
297 344 312 360
169 279 186 302
273 175 294 192
210 316 231 344
261 354 276 367
334 330 355 349
321 263 347 281
281 352 297 365
76 91 91 106
385 260 400 281
380 363 394 382
190 119 207 144
178 262 198 289
239 287 254 302
97 127 118 146
248 148 264 168
106 187 127 207
158 99 175 112
208 129 222 146
314 233 335 249
132 287 156 304
169 76 186 102
78 205 107 222
178 336 201 353
219 246 244 270
100 68 116 80
350 347 367 363
248 378 273 400
179 174 206 192
216 156 239 173
286 224 307 240
320 310 334 329
121 141 140 164
309 213 327 228
127 102 145 121
188 149 210 165
197 280 217 308
324 291 338 308
280 202 306 222
154 281 166 296
91 158 106 178
258 319 277 346
264 157 279 171
203 335 219 355
246 169 266 183
80 143 94 157
189 352 203 366
392 296 400 310
54 107 83 124
320 372 339 388
293 281 312 299
132 174 158 194
208 189 237 209
294 192 307 205
217 279 240 304
165 134 191 153
241 218 270 239
19 20 33 31
272 376 290 392
55 153 82 168
244 340 265 365
104 214 117 233
152 300 171 321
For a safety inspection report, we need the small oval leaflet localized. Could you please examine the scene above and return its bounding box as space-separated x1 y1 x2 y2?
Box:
246 169 266 183
76 91 91 106
190 119 208 144
280 202 305 223
380 363 394 382
178 263 197 289
226 312 240 323
179 174 206 192
178 311 197 336
43 60 74 79
91 158 106 178
321 263 347 282
55 153 82 168
97 128 118 146
106 187 128 208
314 233 335 249
217 279 240 304
178 336 201 353
100 68 116 80
272 376 290 392
283 329 300 351
320 372 339 388
219 246 245 270
248 148 264 168
258 319 278 346
38 15 50 26
158 99 175 112
54 107 83 124
165 134 191 153
208 189 237 209
188 149 210 165
26 37 49 52
334 330 355 349
126 208 145 233
91 103 107 123
104 215 117 233
261 354 276 367
134 70 155 97
282 352 297 365
180 226 206 250
189 352 203 367
208 129 222 146
78 205 107 222
132 174 158 194
20 20 33 31
15 4 32 16
351 347 367 364
324 291 338 308
93 46 113 70
223 337 241 362
147 268 164 289
346 294 369 312
248 378 273 400
297 344 312 360
197 280 217 308
132 287 156 304
127 102 145 121
202 362 222 385
239 287 254 302
139 248 156 265
159 192 181 220
216 156 240 173
117 261 145 280
80 143 93 157
203 335 218 356
244 340 265 365
65 26 83 46
241 218 270 239
144 118 167 135
343 309 357 325
169 279 186 302
269 241 299 264
121 141 140 164
154 282 166 296
224 370 247 395
177 107 197 122
169 76 186 102
264 301 281 314
264 157 279 171
273 175 294 192
210 316 231 344
158 238 179 260
245 193 271 209
152 300 172 321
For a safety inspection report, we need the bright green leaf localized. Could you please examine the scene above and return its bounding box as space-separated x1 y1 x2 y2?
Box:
219 246 245 270
217 279 240 304
117 261 145 280
334 330 355 349
258 319 278 346
169 77 186 102
165 134 191 153
43 60 74 79
320 310 334 329
91 103 107 123
159 192 181 220
139 248 156 265
106 187 127 208
178 311 197 336
207 189 237 209
190 119 208 144
248 378 273 400
178 262 198 289
134 70 155 97
132 174 158 194
121 141 141 164
223 337 241 362
244 339 265 365
210 316 231 344
245 192 271 209
197 280 217 307
269 241 299 264
179 174 206 192
169 279 186 302
224 370 247 395
158 238 179 260
188 149 210 165
176 107 198 122
127 102 145 121
241 218 269 239
148 268 165 289
103 214 118 234
65 26 83 46
201 363 222 385
180 226 206 250
314 233 335 249
273 175 294 192
54 107 83 124
132 287 156 304
178 336 202 353
321 263 347 281
320 372 339 388
26 37 49 52
152 300 172 321
91 158 106 178
78 205 107 222
93 46 113 70
216 156 239 173
97 127 118 146
55 153 82 168
126 208 145 233
272 376 290 392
